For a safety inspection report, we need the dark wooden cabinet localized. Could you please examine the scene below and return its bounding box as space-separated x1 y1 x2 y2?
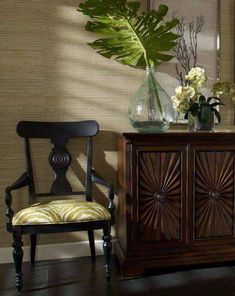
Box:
116 132 235 276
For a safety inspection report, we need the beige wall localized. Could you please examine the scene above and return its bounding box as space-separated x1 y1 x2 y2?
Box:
0 0 234 248
220 0 235 125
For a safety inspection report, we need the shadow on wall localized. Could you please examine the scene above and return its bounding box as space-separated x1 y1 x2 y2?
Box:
70 130 118 204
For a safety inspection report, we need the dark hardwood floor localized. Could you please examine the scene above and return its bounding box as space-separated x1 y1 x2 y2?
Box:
1 256 235 296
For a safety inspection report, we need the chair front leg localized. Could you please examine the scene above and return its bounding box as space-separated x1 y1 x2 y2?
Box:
103 222 112 281
88 230 96 261
30 234 37 266
12 228 24 292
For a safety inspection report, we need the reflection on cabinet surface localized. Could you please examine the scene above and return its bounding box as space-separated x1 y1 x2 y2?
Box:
116 132 235 276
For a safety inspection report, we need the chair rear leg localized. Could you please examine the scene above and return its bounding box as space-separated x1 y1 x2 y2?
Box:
30 234 37 266
88 230 96 261
12 229 24 292
103 223 112 281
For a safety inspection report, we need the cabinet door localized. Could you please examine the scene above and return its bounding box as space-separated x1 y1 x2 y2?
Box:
192 148 235 245
132 146 187 251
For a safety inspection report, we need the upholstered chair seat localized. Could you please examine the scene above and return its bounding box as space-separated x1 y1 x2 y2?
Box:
12 200 111 226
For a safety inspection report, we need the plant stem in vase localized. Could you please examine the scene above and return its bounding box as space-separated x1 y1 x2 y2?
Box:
129 67 174 133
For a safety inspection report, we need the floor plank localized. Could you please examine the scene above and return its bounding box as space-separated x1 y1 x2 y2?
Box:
1 256 235 295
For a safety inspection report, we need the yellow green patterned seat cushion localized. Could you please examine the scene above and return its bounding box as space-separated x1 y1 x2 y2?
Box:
12 200 111 226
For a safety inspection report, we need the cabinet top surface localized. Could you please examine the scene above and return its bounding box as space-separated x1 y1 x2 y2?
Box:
120 129 235 145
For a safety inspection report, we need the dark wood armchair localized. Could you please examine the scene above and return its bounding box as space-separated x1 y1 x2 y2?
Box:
5 121 115 292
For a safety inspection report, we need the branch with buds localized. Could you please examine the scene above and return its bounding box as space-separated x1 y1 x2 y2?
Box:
172 15 205 85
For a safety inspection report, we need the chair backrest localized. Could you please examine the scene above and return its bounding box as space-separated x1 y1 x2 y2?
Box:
17 121 99 204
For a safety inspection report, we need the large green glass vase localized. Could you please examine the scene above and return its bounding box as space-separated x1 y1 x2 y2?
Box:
129 67 174 133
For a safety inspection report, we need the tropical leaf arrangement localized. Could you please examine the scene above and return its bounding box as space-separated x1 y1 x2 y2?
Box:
78 0 180 69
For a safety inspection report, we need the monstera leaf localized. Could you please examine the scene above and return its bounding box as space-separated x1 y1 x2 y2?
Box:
78 0 180 68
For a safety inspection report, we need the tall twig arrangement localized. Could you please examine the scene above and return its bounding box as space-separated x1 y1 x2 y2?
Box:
172 15 205 85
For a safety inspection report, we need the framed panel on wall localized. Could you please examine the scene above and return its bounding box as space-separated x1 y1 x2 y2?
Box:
148 0 221 123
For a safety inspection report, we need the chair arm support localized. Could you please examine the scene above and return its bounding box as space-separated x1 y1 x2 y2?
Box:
5 172 30 229
91 169 115 224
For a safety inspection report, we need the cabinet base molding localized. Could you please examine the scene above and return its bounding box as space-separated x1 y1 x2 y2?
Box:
115 240 235 277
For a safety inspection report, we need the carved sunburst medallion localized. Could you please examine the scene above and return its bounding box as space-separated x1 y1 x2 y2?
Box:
194 151 234 239
138 151 182 242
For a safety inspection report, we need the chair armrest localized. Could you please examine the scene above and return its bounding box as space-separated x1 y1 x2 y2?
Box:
91 169 115 224
5 172 30 231
6 172 30 194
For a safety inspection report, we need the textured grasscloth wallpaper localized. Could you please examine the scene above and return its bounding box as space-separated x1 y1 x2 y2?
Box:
0 0 234 248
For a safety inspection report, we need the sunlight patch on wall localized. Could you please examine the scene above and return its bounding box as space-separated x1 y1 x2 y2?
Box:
53 3 142 131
